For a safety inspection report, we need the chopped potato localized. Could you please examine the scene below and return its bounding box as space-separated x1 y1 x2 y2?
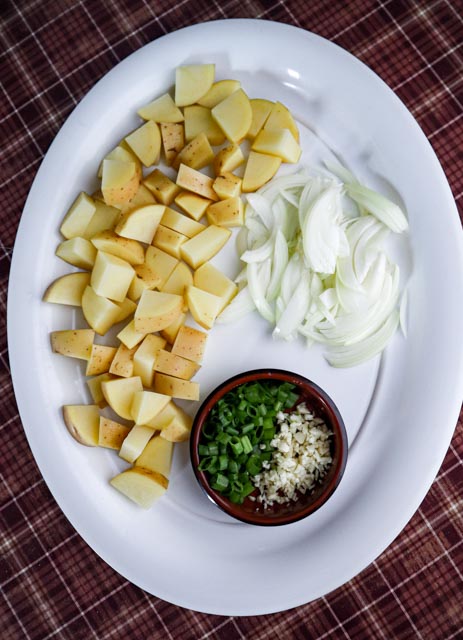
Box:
183 106 225 146
175 63 215 107
60 192 96 239
153 349 200 380
153 373 200 401
85 344 117 376
51 329 95 360
43 272 90 307
171 325 208 363
55 238 97 270
144 169 181 205
160 122 185 165
172 132 214 171
99 417 131 450
109 343 137 378
110 467 168 509
63 404 100 446
134 290 183 333
138 93 184 123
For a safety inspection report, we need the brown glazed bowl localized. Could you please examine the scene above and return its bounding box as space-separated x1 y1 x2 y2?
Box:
190 369 348 526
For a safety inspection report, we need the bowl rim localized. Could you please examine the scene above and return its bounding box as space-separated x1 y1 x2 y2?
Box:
190 368 348 526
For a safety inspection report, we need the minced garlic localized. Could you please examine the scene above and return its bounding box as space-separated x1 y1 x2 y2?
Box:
252 402 333 508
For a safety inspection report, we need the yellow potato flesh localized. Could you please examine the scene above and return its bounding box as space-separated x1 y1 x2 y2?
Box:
186 285 223 329
180 225 231 269
134 290 183 333
110 467 168 509
55 238 97 270
63 404 99 446
101 376 143 420
175 64 215 107
130 390 171 424
211 89 252 142
135 436 174 478
43 272 90 306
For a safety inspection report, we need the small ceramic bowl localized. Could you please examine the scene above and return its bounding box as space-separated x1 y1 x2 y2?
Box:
190 369 348 526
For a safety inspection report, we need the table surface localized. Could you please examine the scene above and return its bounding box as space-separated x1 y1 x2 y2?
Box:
1 1 462 638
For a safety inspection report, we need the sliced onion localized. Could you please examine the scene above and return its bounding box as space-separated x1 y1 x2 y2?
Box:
325 310 400 367
217 286 255 323
266 229 289 301
273 272 311 340
346 183 408 233
247 260 274 323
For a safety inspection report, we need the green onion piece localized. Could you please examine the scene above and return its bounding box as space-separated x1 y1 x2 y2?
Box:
240 435 253 454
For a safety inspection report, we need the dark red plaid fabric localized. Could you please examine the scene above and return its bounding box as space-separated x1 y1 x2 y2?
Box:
1 1 462 638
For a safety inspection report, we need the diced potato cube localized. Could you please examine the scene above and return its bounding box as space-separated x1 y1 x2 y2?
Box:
110 467 168 509
91 251 135 302
60 192 96 239
206 197 244 228
175 63 215 107
213 143 245 176
82 286 122 335
186 285 223 329
98 144 142 180
252 127 302 163
138 93 184 122
264 100 300 142
160 417 191 443
193 262 238 313
183 106 225 146
152 224 188 259
211 89 252 142
144 169 181 205
130 390 171 424
55 238 96 270
153 373 200 401
133 264 162 290
91 230 144 265
152 402 192 441
101 159 139 206
99 417 131 450
153 349 200 380
117 319 147 349
172 132 214 171
174 191 211 221
83 201 120 238
135 436 174 478
43 272 90 307
242 151 281 193
119 425 156 464
85 344 117 376
115 204 165 244
118 184 156 218
144 246 178 287
87 373 114 407
197 79 241 108
180 225 231 269
114 296 137 324
50 329 95 360
160 261 193 302
134 290 183 333
63 404 100 446
171 325 208 363
160 312 187 344
212 173 241 200
160 122 185 165
125 120 161 167
161 208 205 238
176 164 219 201
133 334 166 387
109 343 137 378
247 98 274 141
101 376 143 420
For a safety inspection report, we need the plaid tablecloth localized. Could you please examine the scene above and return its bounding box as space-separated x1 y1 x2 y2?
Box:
1 1 462 638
